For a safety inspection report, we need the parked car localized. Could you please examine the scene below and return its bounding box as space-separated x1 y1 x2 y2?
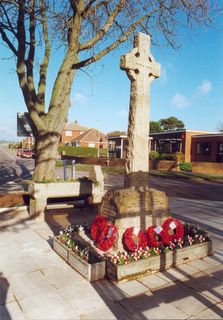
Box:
20 149 35 159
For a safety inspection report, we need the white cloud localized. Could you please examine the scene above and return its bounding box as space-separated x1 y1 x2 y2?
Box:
197 80 212 95
72 93 88 104
171 93 191 108
116 109 128 117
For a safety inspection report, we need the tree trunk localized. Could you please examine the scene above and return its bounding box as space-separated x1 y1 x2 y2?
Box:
33 131 60 181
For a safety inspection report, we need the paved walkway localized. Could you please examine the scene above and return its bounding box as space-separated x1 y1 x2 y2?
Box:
0 201 223 320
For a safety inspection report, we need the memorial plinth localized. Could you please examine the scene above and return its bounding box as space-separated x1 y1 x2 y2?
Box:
100 187 170 251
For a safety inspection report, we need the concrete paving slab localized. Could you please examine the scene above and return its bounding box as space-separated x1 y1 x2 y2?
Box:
115 279 149 297
78 303 135 320
152 280 214 317
41 265 85 289
189 302 223 319
9 270 56 300
156 267 187 282
139 274 169 289
120 292 188 319
188 257 220 271
18 290 75 320
181 272 223 304
91 279 128 303
0 255 39 277
174 262 200 276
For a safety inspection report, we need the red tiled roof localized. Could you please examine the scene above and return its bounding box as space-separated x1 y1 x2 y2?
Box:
71 128 107 143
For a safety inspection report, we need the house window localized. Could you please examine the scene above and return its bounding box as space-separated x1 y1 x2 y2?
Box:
196 142 211 155
108 141 116 151
65 130 72 136
89 143 95 147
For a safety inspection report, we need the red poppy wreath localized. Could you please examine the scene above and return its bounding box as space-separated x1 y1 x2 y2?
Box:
97 224 118 251
91 214 107 241
146 225 170 247
162 217 184 242
122 227 147 252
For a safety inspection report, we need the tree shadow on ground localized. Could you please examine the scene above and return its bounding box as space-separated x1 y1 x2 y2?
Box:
0 158 33 194
0 272 11 320
91 255 223 319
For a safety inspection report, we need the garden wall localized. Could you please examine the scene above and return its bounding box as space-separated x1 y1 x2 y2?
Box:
192 162 223 174
149 160 179 172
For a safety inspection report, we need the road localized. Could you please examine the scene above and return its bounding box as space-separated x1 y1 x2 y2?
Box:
0 145 34 193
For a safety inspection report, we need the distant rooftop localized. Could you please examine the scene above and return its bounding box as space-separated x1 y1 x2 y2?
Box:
150 129 219 135
72 128 107 143
64 120 89 132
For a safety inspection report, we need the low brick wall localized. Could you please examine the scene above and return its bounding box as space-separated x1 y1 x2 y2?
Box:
149 160 179 172
192 162 223 174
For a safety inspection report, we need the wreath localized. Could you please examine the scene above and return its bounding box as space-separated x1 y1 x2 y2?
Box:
91 215 107 241
122 227 147 252
146 225 170 247
162 217 184 242
97 224 118 251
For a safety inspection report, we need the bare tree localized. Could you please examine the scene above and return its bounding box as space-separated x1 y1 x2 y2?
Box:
0 0 214 180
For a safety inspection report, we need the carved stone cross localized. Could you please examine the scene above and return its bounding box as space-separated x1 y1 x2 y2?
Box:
120 33 160 187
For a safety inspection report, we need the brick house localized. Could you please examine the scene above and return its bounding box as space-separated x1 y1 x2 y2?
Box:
71 128 108 149
150 130 215 162
107 129 221 163
61 121 89 145
191 133 223 162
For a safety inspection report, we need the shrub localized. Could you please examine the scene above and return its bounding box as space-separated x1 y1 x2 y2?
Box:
179 162 192 172
173 152 185 162
160 153 174 160
149 150 160 160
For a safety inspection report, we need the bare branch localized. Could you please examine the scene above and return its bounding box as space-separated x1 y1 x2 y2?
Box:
83 1 108 18
73 12 154 69
37 0 51 109
82 0 98 17
25 0 37 98
0 25 18 55
79 0 126 51
0 3 17 37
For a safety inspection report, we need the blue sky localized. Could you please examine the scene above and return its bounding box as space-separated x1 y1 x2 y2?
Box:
0 16 223 140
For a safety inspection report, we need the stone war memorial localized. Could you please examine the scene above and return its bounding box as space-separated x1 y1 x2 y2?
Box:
100 32 170 251
53 33 213 282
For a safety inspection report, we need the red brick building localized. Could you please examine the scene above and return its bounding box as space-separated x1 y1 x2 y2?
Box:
108 129 222 163
61 121 89 145
71 128 107 149
191 133 223 162
150 130 212 162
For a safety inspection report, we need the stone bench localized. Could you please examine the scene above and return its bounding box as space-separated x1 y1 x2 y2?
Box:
27 165 104 219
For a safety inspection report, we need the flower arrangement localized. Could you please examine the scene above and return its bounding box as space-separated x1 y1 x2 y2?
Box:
146 225 170 247
106 222 210 265
122 227 147 252
105 246 168 265
91 215 107 241
162 217 184 242
91 215 118 251
57 225 103 264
